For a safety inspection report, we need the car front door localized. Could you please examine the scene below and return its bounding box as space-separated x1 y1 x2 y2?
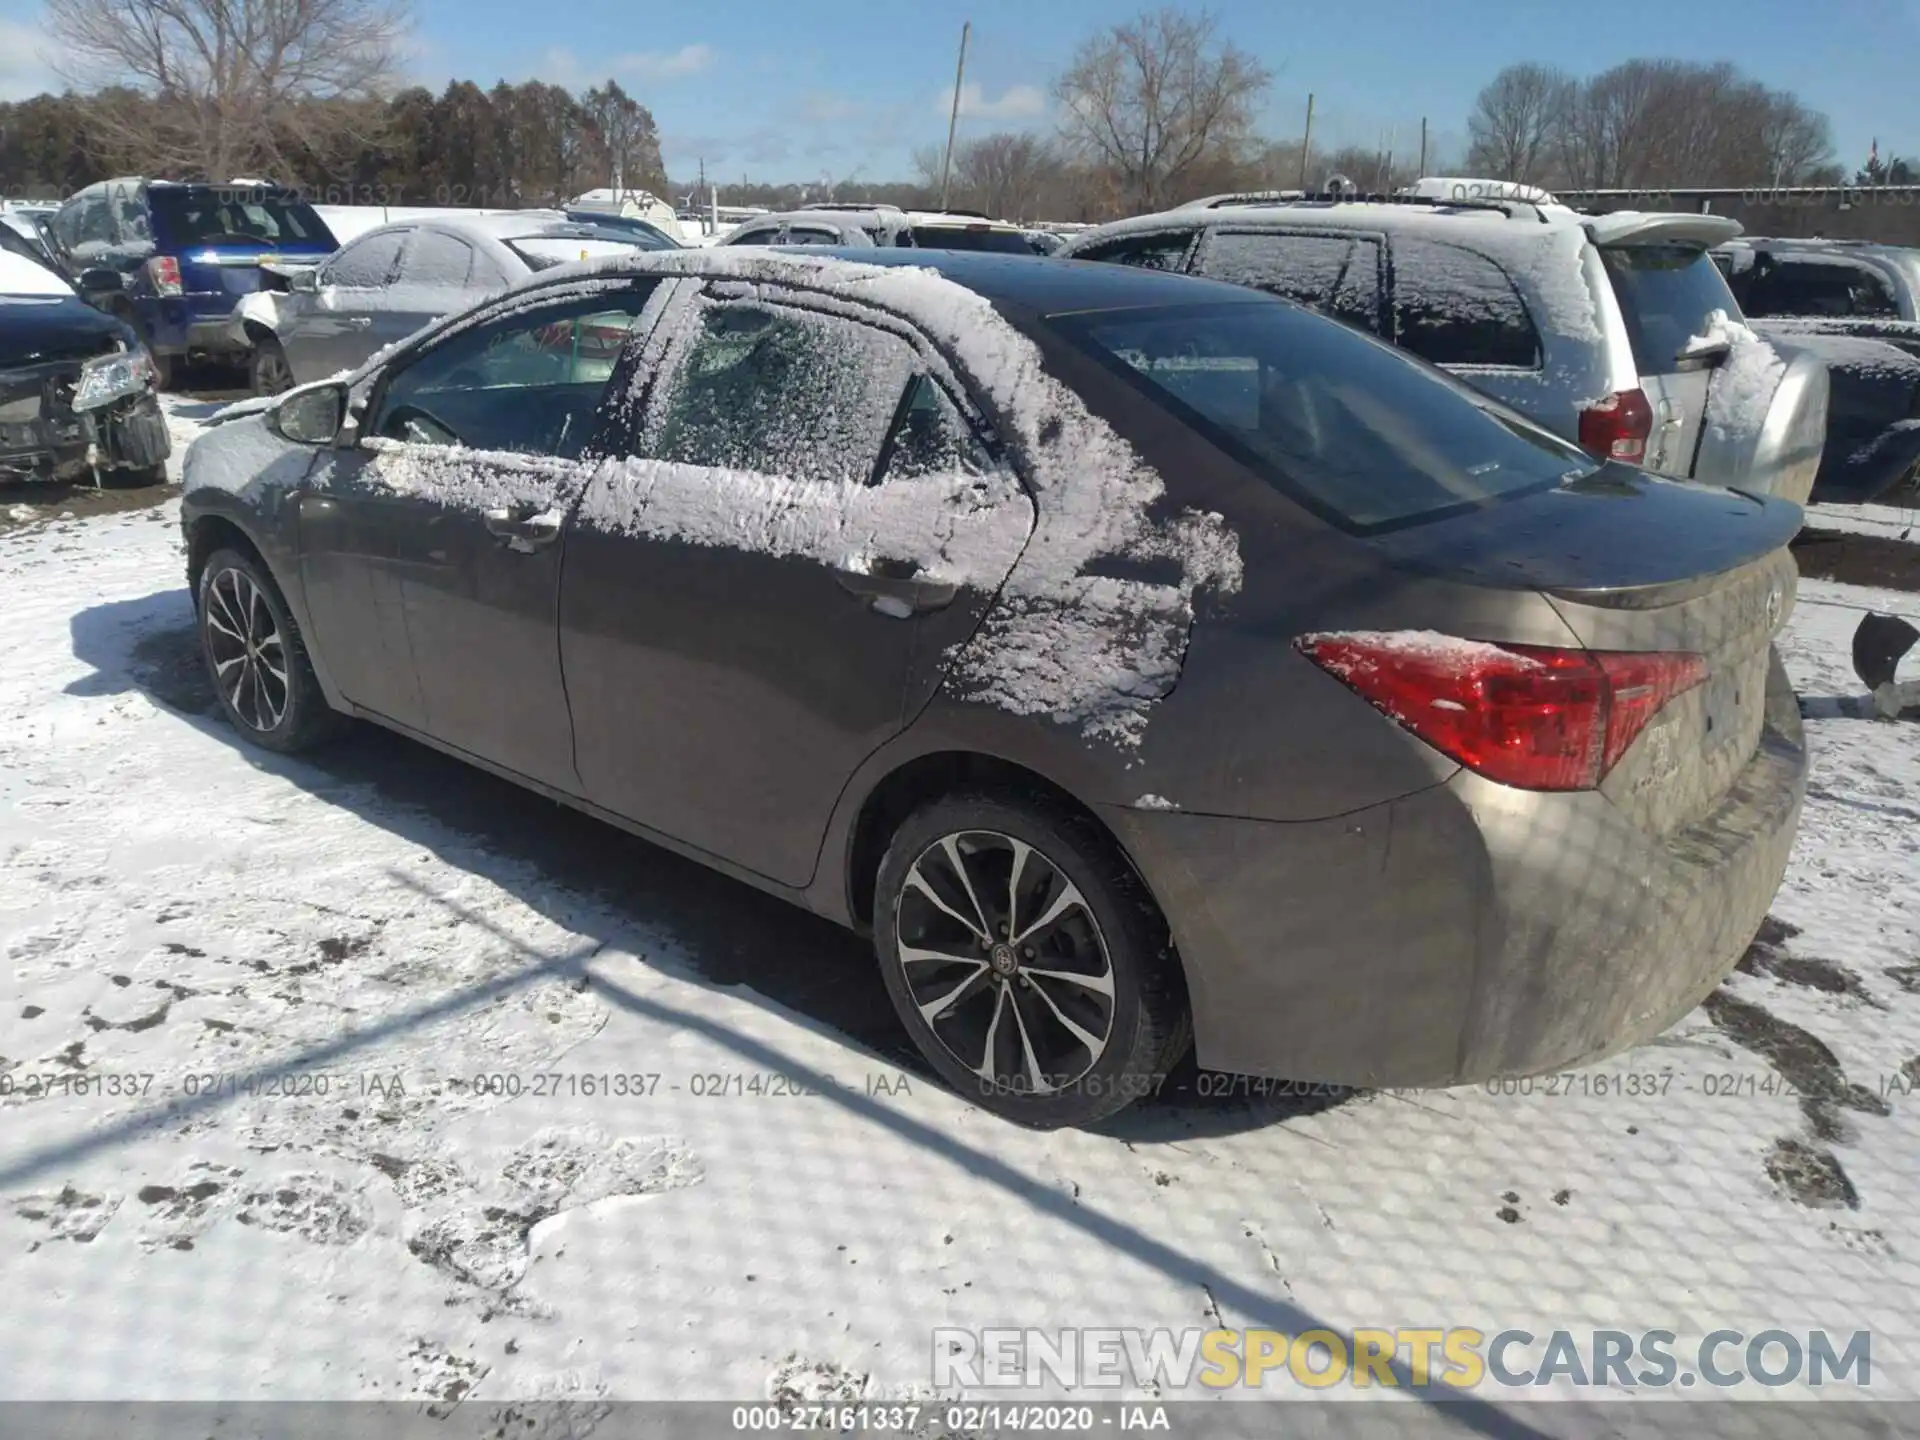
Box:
285 229 407 383
301 281 667 789
561 286 1036 887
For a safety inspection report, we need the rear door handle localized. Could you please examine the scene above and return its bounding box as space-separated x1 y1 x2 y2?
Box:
345 316 373 329
835 561 957 616
483 506 564 552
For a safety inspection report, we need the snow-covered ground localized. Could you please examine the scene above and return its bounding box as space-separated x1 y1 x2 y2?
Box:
2 445 1919 1414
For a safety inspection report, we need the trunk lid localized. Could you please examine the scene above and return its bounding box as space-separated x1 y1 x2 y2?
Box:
1370 467 1799 833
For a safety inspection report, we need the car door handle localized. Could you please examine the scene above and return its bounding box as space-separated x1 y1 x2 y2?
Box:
345 316 373 329
835 561 957 616
483 507 564 551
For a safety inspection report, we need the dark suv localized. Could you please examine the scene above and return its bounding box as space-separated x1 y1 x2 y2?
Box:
41 181 338 387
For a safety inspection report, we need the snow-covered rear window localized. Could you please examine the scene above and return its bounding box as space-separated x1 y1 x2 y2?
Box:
1390 238 1539 368
907 226 1032 254
1192 231 1382 332
1600 245 1743 374
149 189 328 246
648 301 917 485
1061 300 1593 532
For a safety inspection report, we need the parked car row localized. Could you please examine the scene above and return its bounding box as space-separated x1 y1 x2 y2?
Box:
180 236 1809 1126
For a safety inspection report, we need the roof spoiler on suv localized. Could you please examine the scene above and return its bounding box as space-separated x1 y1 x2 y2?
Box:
1180 189 1558 222
1584 212 1743 248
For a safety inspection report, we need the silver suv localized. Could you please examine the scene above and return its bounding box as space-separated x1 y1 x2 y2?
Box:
721 204 1040 254
1062 191 1829 503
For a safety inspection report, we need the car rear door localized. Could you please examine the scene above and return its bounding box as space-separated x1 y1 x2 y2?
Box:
287 229 407 383
560 284 1035 887
310 281 669 792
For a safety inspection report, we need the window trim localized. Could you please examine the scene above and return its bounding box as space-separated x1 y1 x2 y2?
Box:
1386 235 1543 373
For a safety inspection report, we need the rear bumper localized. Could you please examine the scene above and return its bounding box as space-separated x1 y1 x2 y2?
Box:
1106 649 1807 1087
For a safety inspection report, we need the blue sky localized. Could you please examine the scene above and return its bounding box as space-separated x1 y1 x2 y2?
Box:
2 0 1915 187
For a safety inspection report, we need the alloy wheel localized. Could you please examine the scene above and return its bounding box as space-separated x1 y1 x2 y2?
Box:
203 567 289 733
894 829 1117 1096
257 345 293 395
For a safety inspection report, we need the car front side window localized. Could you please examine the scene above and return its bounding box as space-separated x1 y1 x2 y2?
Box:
369 290 657 459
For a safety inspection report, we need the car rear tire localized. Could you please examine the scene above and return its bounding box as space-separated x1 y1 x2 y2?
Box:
250 335 293 397
148 350 177 392
196 547 345 753
874 791 1188 1128
100 463 167 489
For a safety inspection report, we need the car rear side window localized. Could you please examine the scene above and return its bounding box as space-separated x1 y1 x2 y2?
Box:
1742 255 1900 320
1600 245 1743 373
782 226 843 246
1070 231 1195 271
1193 231 1383 332
646 301 918 484
1061 301 1592 532
1391 238 1539 367
874 375 994 483
324 232 404 288
395 230 475 286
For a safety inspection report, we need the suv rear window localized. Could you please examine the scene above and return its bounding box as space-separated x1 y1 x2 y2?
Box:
1600 245 1741 374
906 226 1032 254
1060 301 1592 532
150 188 331 247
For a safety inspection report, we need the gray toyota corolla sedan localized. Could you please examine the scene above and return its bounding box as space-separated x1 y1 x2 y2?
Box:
178 247 1807 1127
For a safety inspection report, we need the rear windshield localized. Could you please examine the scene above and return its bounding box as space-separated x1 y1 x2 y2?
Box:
1059 301 1594 533
1601 245 1741 374
508 229 651 270
905 226 1032 254
150 189 332 248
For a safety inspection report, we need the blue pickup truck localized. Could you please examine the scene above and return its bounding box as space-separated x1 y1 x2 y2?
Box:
37 180 337 388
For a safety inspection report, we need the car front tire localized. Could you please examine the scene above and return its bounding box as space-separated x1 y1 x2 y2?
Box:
196 547 344 753
250 335 293 397
874 791 1189 1128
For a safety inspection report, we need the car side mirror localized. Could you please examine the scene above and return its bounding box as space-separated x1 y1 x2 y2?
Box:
288 267 321 294
78 269 122 295
274 384 346 446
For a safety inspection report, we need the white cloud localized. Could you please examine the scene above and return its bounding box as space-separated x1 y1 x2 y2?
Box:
539 42 713 90
933 82 1047 123
0 19 57 101
797 92 863 125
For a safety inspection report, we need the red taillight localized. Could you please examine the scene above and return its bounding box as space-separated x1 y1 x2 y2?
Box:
1296 631 1706 791
1577 388 1654 465
145 256 183 297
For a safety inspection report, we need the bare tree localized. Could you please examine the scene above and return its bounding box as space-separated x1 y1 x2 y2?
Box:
949 132 1061 219
1053 7 1271 213
1465 63 1572 184
580 80 668 198
45 0 412 179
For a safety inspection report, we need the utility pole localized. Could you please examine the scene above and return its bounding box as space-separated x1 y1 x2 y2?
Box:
939 21 971 212
1418 117 1429 178
1299 93 1315 190
697 156 708 234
